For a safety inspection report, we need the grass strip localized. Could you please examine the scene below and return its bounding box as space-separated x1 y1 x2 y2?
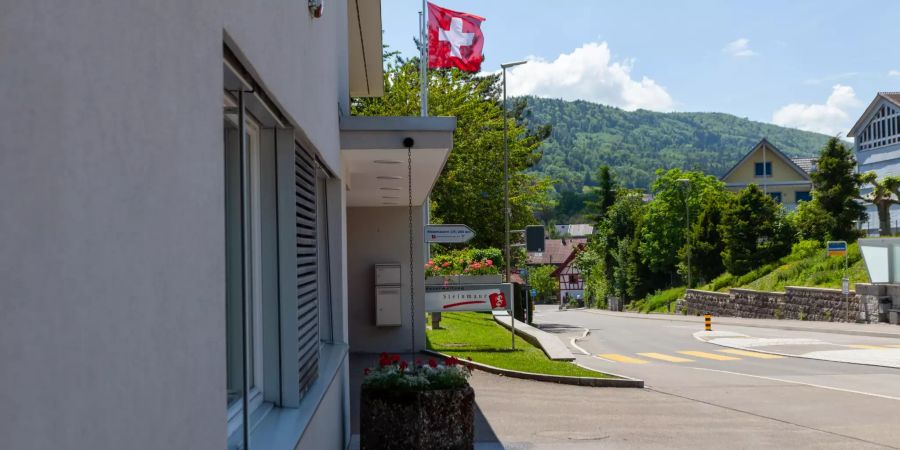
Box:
426 312 612 379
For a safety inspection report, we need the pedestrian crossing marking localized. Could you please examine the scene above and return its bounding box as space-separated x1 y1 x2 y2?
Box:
638 352 694 363
845 344 884 349
718 349 784 359
678 350 740 361
598 354 649 364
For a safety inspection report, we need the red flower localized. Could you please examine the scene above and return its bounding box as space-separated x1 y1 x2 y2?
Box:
378 355 390 367
391 354 401 363
364 368 370 375
415 358 422 366
485 259 493 266
399 360 409 371
441 261 451 268
428 358 438 368
447 356 459 367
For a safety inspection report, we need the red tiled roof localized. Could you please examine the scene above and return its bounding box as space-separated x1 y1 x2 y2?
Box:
526 238 587 265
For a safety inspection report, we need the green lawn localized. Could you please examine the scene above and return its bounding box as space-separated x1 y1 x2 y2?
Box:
426 312 612 378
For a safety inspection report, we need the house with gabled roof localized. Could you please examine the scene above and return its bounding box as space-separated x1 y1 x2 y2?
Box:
550 243 586 305
849 92 900 234
720 138 815 211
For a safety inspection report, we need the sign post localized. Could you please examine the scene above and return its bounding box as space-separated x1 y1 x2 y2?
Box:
828 241 850 321
424 224 475 243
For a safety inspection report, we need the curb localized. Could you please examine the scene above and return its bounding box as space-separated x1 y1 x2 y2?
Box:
422 349 644 388
578 308 900 339
492 313 575 361
692 331 900 370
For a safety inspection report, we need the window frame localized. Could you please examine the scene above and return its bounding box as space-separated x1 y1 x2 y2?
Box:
224 92 270 440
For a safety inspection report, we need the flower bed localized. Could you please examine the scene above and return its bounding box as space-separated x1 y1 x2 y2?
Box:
360 354 475 450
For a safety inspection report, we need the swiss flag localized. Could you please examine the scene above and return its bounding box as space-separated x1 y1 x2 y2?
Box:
427 2 485 72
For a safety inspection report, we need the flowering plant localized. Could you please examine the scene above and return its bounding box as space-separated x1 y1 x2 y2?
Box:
362 353 473 392
462 259 497 275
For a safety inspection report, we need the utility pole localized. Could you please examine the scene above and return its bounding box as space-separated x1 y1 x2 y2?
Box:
677 178 692 288
502 60 527 350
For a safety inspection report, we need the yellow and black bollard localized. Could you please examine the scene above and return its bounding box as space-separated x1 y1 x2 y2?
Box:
704 313 712 331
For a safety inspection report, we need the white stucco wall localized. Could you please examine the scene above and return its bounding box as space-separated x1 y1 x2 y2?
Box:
0 1 350 449
347 207 427 353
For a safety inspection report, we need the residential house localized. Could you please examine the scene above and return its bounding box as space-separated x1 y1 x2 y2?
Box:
554 223 594 237
721 138 814 211
550 243 587 304
849 92 900 234
527 237 588 267
1 2 455 450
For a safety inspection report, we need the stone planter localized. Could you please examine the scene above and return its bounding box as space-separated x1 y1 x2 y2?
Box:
425 274 502 285
360 385 475 450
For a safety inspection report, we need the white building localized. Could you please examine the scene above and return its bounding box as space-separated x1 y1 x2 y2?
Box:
849 92 900 233
0 2 454 449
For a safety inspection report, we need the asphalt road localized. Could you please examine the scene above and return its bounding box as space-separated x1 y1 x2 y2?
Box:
530 305 900 449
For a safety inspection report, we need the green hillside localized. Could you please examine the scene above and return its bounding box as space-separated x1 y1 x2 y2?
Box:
520 97 833 191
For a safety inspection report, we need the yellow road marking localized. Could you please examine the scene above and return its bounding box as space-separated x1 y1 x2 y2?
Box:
638 352 694 363
718 349 784 359
845 344 883 349
678 350 740 361
883 344 900 348
598 354 649 364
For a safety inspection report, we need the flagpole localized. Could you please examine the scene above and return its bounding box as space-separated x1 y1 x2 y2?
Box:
420 0 428 117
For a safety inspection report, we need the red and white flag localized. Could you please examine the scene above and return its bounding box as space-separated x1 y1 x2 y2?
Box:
427 2 485 72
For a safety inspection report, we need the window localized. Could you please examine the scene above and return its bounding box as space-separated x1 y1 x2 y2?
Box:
755 162 772 177
224 95 265 433
769 192 782 203
795 191 811 203
568 274 578 283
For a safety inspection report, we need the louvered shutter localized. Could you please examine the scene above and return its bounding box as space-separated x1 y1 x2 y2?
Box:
294 145 319 396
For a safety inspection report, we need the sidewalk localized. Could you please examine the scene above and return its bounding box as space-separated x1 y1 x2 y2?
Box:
695 330 900 369
580 308 900 338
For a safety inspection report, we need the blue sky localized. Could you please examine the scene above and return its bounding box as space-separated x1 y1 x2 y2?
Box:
382 0 900 136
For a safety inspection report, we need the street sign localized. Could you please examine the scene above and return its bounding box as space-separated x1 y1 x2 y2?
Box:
526 225 545 252
424 224 475 243
827 240 848 257
530 288 537 297
842 277 850 295
424 283 513 312
519 268 528 278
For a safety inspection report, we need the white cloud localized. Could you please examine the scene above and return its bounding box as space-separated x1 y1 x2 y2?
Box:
889 69 900 77
503 42 673 112
723 38 757 57
772 84 862 136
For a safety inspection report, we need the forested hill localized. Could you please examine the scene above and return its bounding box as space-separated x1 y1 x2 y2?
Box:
520 96 833 191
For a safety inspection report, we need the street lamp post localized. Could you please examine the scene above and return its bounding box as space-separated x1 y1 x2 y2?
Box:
677 178 692 288
502 60 527 350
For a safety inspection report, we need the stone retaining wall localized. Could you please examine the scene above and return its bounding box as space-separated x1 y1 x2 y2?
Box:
681 284 884 323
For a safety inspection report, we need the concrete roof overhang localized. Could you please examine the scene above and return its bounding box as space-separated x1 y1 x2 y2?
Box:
340 116 456 207
348 0 384 97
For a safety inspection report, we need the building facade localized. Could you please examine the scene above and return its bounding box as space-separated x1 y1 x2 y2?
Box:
1 2 454 449
721 138 814 211
849 92 900 234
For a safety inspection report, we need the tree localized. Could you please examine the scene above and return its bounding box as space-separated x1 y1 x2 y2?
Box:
684 197 727 283
353 56 553 250
809 137 866 241
858 172 900 236
585 165 616 225
639 169 726 283
528 265 558 303
720 185 795 275
790 194 835 242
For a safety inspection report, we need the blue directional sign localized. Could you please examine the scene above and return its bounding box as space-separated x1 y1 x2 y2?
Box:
530 289 537 297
